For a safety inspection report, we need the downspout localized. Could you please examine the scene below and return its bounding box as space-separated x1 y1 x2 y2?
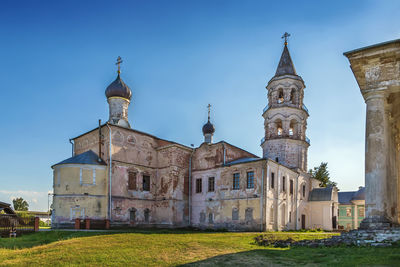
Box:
295 173 300 230
188 148 195 226
265 162 270 231
69 139 74 156
106 123 112 222
260 166 264 232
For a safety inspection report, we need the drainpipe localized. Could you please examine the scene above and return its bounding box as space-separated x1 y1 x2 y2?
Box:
188 148 195 226
106 123 112 222
295 173 300 230
69 139 74 156
260 166 265 232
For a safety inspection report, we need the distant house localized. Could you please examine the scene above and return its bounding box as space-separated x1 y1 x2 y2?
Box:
26 211 50 224
0 201 16 215
338 187 365 230
308 186 339 230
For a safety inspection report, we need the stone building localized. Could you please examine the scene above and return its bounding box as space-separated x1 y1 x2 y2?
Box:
344 39 400 229
51 36 338 231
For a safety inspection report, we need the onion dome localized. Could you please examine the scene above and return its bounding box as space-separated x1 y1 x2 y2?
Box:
105 73 132 100
202 120 215 135
202 103 215 135
105 56 132 100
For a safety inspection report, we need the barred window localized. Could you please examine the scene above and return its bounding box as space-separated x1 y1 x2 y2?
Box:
233 173 240 190
208 177 215 192
128 172 137 190
247 171 254 189
196 178 202 193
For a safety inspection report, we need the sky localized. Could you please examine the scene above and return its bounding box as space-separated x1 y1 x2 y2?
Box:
0 0 399 211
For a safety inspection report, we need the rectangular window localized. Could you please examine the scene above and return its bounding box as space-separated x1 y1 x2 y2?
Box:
271 172 275 189
208 177 215 192
282 176 286 192
289 211 292 223
359 207 365 217
143 175 150 191
247 171 254 189
290 179 294 195
128 172 137 190
302 184 306 197
233 173 240 190
346 207 352 217
196 178 202 193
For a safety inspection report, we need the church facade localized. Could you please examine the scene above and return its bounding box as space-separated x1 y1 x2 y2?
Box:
51 38 338 231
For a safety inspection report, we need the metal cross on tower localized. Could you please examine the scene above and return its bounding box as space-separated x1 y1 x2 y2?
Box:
207 104 211 121
281 32 291 46
116 56 123 74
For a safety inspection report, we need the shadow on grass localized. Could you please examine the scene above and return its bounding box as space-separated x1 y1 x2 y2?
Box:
180 246 400 266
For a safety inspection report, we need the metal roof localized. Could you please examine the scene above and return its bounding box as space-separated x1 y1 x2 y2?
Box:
225 157 263 166
0 201 16 215
338 187 365 204
308 187 333 201
275 45 297 77
343 39 400 56
52 150 107 168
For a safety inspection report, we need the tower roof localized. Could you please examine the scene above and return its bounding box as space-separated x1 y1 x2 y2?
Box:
105 73 132 100
202 104 215 135
105 56 132 100
274 44 297 77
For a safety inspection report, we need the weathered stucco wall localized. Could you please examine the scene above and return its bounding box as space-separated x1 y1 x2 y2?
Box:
52 164 107 227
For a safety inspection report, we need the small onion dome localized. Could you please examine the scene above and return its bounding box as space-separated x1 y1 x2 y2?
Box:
105 74 132 100
202 120 215 135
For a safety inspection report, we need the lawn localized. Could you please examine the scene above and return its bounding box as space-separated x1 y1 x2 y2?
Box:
0 230 399 266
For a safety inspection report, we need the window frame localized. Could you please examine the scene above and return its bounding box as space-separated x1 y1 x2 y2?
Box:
128 171 137 190
232 173 240 190
208 177 215 192
196 178 202 193
142 175 150 191
271 172 275 189
246 171 255 189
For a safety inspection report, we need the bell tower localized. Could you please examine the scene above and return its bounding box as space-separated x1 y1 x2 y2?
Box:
261 33 310 171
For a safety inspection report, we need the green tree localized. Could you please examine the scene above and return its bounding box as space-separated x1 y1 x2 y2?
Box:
309 162 337 187
12 197 29 211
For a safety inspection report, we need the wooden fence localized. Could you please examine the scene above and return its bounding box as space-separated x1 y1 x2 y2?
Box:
0 214 37 237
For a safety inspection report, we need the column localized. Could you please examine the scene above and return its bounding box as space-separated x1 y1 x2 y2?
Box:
361 91 390 228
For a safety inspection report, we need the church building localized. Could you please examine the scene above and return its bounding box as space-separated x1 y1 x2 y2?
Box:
51 36 338 231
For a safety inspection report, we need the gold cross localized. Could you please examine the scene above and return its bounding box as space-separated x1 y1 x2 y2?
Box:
207 104 212 121
116 56 123 74
281 32 291 46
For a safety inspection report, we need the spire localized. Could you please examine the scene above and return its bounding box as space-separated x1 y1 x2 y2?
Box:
207 103 211 121
275 32 297 77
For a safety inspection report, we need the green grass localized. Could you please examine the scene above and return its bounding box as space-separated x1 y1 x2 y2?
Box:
0 230 399 266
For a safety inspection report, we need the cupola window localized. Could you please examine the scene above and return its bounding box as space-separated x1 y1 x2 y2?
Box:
278 89 284 103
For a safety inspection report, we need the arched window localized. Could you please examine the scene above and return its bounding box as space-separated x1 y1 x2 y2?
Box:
275 119 283 136
289 120 297 136
208 213 214 224
290 88 296 103
245 208 253 222
129 208 136 222
144 208 150 223
277 89 284 103
232 208 239 221
200 211 206 223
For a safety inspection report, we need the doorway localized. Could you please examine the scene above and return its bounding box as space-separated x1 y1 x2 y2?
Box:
301 214 306 229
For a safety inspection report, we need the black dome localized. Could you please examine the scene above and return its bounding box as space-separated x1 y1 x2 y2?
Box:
202 120 215 135
105 74 132 100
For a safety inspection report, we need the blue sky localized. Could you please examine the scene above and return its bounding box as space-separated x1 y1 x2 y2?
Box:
0 0 399 211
